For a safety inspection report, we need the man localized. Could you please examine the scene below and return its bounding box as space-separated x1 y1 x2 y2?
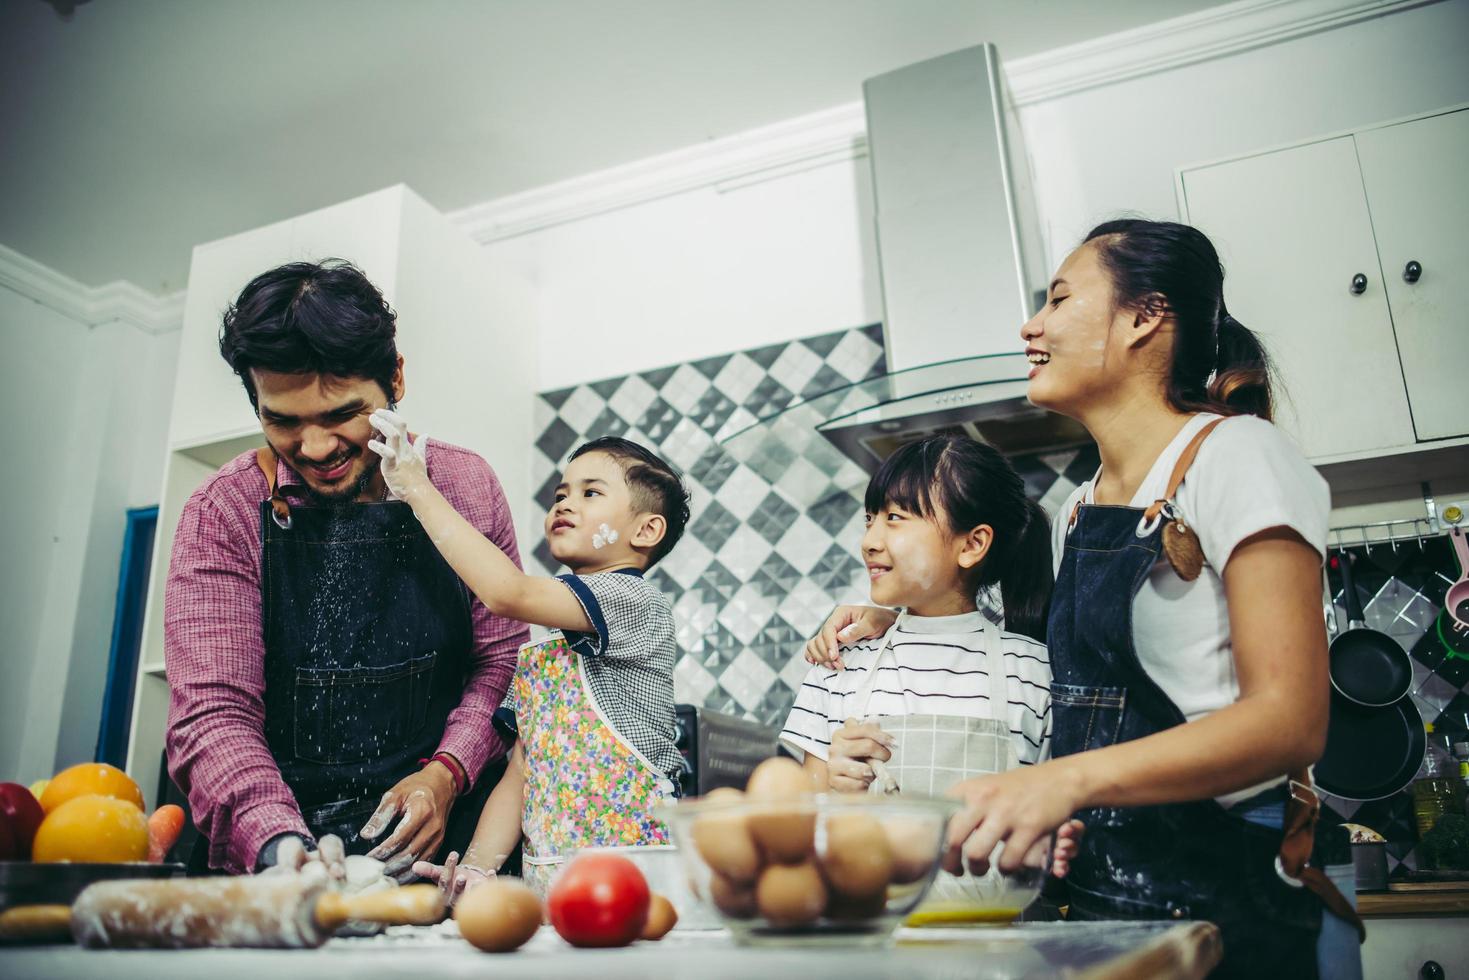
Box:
164 259 527 879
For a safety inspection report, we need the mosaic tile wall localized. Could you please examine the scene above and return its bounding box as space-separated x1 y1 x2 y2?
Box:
527 324 1099 729
1317 536 1469 875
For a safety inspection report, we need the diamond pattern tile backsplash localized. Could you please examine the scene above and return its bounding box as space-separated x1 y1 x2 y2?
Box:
1317 536 1469 875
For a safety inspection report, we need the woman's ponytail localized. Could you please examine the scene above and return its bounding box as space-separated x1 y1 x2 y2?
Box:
1206 309 1273 421
996 497 1053 643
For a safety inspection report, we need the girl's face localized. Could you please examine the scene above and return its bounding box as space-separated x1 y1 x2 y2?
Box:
1019 242 1139 418
861 500 976 616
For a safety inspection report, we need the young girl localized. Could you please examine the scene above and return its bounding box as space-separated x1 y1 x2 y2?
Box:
780 434 1065 896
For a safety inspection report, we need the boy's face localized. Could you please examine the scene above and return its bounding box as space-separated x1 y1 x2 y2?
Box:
544 451 642 569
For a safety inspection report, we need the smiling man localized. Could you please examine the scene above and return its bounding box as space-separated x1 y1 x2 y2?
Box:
163 259 527 878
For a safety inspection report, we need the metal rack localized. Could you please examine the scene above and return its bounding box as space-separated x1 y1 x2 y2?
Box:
1328 481 1463 552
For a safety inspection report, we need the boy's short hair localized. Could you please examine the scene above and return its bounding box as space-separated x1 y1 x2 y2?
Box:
570 437 690 568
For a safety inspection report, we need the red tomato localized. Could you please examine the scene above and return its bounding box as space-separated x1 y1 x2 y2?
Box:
546 854 651 948
0 782 46 860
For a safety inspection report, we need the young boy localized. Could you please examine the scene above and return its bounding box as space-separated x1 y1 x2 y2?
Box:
367 410 690 899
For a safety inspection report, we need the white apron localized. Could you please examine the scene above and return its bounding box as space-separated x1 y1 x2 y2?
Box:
855 612 1041 919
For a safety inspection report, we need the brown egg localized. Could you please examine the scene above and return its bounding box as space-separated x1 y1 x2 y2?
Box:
819 812 893 899
455 879 542 952
640 893 678 940
882 816 937 884
745 758 816 864
824 889 887 921
708 871 757 919
755 860 827 928
691 792 761 884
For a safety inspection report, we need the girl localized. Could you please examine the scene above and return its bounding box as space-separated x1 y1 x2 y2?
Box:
813 220 1360 978
780 435 1073 895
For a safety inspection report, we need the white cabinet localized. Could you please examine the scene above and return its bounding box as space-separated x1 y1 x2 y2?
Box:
1178 107 1468 463
125 185 537 808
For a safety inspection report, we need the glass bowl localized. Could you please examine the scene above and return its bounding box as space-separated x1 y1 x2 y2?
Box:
903 834 1050 926
657 793 959 947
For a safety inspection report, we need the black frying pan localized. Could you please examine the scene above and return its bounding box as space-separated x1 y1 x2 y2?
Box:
1315 694 1426 801
1328 550 1412 707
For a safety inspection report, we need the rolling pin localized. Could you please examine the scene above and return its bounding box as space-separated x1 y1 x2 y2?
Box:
62 876 444 949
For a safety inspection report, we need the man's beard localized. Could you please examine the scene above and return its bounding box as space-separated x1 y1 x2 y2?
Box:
302 453 379 506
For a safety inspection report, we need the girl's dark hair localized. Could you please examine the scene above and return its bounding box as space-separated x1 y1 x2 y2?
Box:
1084 219 1272 420
219 258 399 410
865 435 1052 641
570 436 691 568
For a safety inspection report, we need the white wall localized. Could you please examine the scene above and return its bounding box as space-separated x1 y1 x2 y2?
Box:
488 0 1469 393
0 281 178 783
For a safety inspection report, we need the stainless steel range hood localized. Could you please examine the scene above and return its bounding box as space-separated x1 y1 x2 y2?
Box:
720 44 1087 481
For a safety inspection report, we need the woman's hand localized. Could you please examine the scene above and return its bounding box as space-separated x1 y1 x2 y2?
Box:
368 408 430 502
805 606 898 670
825 719 895 793
943 761 1088 876
410 850 493 906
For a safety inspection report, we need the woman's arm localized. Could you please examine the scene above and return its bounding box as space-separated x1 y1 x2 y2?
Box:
946 527 1329 873
369 410 591 633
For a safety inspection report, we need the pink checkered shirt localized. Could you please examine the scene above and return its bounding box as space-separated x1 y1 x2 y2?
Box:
163 439 529 873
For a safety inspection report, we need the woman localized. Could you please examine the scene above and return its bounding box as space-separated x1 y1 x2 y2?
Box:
807 220 1360 978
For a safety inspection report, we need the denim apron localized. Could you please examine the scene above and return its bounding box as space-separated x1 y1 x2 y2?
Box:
1050 421 1329 978
252 448 497 859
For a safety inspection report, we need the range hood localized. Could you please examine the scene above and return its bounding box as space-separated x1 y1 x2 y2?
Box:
720 44 1087 483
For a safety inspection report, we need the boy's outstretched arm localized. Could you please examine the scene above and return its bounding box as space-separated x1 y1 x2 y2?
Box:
413 742 527 904
368 409 591 633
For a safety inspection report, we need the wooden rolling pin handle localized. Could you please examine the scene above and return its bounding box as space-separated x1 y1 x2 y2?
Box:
313 883 446 931
0 904 73 944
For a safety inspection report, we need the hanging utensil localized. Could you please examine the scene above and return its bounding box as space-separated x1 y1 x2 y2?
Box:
1327 549 1412 707
1444 527 1469 630
1316 695 1427 801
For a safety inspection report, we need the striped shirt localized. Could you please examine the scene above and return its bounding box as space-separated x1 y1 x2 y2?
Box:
779 611 1052 767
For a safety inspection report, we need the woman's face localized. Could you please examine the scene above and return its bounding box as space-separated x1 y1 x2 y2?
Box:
1020 242 1134 417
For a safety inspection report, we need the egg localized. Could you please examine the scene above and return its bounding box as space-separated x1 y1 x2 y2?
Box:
882 816 938 884
745 758 816 864
455 879 542 952
708 871 757 919
824 889 887 921
640 893 678 940
819 812 893 899
755 860 827 927
691 790 761 884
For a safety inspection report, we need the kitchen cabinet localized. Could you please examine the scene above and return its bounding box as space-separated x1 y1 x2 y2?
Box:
1177 106 1468 464
123 185 537 810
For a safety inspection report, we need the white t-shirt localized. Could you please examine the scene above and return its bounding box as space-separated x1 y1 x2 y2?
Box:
1052 413 1329 805
779 611 1052 767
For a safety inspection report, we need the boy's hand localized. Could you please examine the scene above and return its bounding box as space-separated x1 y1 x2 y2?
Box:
368 408 429 501
411 850 493 906
804 606 898 670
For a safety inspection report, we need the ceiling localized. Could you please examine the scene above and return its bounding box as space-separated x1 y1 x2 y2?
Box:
0 0 1231 293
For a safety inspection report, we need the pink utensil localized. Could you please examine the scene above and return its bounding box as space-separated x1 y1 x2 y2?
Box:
1447 527 1469 629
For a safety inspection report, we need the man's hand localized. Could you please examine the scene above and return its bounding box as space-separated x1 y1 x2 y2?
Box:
805 606 897 670
825 719 896 793
367 408 430 502
360 763 457 882
256 832 347 884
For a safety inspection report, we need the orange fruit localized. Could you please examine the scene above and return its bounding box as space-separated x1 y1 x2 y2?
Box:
33 794 149 863
39 763 142 815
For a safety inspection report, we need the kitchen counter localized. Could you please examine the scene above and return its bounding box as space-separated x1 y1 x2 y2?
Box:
1 920 1219 979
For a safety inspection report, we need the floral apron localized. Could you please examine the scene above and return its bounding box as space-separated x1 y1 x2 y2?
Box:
510 633 675 897
858 613 1033 916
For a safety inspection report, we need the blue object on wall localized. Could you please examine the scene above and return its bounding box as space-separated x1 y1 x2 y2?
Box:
96 506 158 768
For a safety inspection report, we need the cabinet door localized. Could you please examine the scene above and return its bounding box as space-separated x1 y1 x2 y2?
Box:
1180 137 1415 460
1355 108 1469 442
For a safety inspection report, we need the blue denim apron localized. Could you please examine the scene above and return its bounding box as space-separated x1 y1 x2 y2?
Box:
254 449 499 859
1048 424 1324 978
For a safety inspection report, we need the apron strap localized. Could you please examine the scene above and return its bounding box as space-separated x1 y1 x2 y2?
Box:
1142 417 1225 521
256 446 293 529
979 614 1010 722
853 612 903 719
1278 771 1366 941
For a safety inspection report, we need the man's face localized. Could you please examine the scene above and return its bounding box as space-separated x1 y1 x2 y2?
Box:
253 366 402 502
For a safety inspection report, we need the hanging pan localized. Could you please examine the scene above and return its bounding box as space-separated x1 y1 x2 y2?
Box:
1327 549 1412 707
1315 694 1426 801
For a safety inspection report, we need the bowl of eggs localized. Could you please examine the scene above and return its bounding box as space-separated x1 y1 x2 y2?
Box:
658 758 959 947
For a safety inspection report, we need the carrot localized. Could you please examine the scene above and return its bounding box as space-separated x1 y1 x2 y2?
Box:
147 804 185 863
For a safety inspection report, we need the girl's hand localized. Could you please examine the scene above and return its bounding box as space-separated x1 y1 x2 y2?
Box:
368 408 430 501
943 762 1087 876
826 719 895 793
805 606 898 670
410 850 493 906
1051 818 1084 879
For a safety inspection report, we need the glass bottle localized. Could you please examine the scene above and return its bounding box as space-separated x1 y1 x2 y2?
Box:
1412 725 1466 840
